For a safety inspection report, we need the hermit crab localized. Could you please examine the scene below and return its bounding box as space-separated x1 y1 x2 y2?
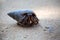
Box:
8 9 39 26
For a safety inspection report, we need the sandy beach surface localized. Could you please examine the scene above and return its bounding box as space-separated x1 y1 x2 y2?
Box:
0 0 60 40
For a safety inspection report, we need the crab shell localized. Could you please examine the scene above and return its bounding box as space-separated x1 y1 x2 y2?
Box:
8 9 39 26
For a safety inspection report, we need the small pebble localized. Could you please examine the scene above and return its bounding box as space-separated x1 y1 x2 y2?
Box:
45 27 49 29
1 30 4 32
24 36 27 38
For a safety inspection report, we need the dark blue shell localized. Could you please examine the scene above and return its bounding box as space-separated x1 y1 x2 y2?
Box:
8 9 35 22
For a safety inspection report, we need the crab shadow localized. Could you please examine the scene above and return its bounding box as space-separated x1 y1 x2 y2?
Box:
9 19 41 29
16 23 41 28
